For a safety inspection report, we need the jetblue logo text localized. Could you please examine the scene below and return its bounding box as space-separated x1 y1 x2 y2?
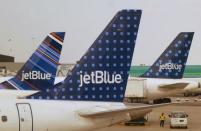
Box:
159 63 182 71
21 71 51 81
79 71 122 87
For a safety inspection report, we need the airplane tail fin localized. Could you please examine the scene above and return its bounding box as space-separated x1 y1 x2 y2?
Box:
1 32 65 90
31 10 142 101
140 32 194 79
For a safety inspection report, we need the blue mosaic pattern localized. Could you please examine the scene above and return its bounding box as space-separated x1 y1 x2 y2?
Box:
140 32 194 79
31 10 142 102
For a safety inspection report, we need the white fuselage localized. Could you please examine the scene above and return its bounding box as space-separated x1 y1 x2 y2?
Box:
143 78 199 100
0 99 151 131
126 77 200 100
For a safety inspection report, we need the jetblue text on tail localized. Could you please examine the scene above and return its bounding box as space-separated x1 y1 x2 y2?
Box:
159 63 182 72
21 71 51 81
79 71 122 87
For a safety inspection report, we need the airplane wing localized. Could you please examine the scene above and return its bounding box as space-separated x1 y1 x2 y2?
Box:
77 103 170 118
158 83 189 91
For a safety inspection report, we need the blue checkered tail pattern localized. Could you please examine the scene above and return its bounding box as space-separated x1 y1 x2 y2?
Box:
0 32 65 90
30 10 142 102
140 32 194 79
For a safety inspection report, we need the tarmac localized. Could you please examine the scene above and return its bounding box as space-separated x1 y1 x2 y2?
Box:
96 100 201 131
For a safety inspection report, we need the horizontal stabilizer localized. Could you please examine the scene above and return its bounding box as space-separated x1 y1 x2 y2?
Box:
158 83 189 91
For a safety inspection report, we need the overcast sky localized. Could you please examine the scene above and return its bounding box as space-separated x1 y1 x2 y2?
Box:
0 0 201 65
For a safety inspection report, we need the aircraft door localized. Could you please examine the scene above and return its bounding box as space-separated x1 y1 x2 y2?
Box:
16 104 33 131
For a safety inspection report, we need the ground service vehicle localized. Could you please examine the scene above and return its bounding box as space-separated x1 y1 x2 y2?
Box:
169 111 188 129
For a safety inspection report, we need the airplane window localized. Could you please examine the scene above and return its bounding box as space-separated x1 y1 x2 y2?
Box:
2 116 7 122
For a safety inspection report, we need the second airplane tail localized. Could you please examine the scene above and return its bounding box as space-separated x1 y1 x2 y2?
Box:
140 32 194 79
